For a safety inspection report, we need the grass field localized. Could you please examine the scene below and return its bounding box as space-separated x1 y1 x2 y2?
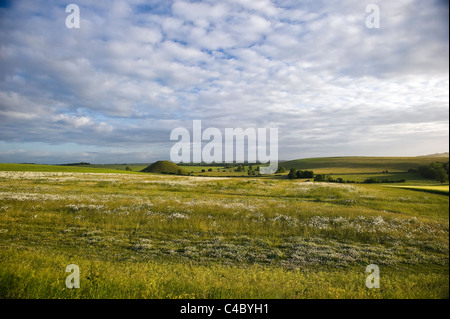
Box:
0 163 140 174
0 159 448 299
0 163 261 177
3 155 447 181
387 185 449 195
281 156 450 185
282 156 448 174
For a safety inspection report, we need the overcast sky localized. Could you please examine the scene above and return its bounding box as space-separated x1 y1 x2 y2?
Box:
0 0 448 164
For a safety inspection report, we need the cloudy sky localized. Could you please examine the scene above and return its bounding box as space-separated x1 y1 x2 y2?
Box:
0 0 448 164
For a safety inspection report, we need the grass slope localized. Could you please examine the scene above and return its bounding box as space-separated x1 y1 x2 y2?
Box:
387 185 449 195
141 161 184 174
282 156 449 174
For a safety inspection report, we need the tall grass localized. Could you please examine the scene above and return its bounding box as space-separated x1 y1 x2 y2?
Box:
0 170 448 298
1 248 447 299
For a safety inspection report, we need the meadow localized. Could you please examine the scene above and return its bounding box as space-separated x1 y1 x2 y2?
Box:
0 160 448 299
281 156 449 173
387 185 449 195
0 163 139 174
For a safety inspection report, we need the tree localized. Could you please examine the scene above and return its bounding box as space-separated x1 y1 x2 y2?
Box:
294 170 314 179
302 170 314 178
288 168 296 179
419 162 450 182
419 165 437 179
276 166 286 173
314 174 326 182
435 166 449 184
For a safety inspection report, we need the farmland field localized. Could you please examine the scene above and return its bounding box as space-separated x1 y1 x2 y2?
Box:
0 162 448 299
0 163 140 174
387 185 449 195
282 156 449 173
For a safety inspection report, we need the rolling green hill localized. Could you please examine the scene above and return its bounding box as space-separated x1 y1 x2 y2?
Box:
281 156 449 174
1 156 448 180
421 152 449 158
141 161 185 174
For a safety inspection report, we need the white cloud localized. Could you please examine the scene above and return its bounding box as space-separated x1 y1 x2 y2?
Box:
228 0 279 16
0 0 448 163
172 1 229 22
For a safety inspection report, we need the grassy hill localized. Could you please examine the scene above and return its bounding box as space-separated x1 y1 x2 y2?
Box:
141 161 185 174
1 156 448 181
421 152 449 158
281 156 449 174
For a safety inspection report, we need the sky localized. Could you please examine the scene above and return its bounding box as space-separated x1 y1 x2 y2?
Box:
0 0 448 164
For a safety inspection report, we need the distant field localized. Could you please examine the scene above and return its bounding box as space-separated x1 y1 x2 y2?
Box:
89 164 149 172
282 156 449 174
324 172 438 185
3 156 447 180
0 163 261 177
180 165 258 177
0 163 139 174
387 185 449 195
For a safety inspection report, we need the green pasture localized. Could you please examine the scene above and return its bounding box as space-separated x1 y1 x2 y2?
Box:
0 165 448 298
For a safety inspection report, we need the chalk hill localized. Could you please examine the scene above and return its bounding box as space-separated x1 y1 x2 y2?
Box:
140 161 184 174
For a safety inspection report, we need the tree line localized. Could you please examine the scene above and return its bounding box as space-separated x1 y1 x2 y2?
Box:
411 161 449 184
286 168 406 184
287 168 314 179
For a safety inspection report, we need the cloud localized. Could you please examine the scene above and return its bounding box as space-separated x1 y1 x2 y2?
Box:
0 0 448 163
172 1 230 22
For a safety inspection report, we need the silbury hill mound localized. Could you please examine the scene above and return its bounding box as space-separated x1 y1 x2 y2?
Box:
141 161 184 174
